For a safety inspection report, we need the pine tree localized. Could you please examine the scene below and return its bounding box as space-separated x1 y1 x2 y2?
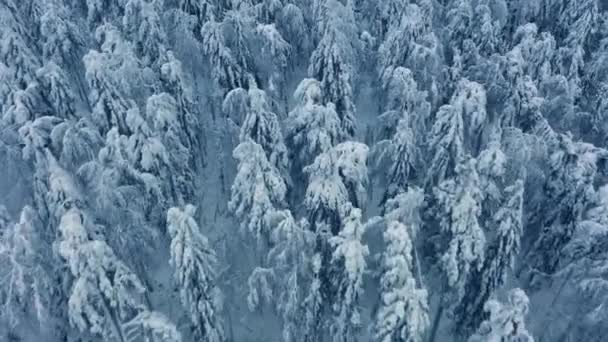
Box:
454 180 525 337
434 158 485 304
83 24 141 135
556 184 608 338
468 289 534 342
476 138 508 215
426 104 465 188
167 205 225 342
146 93 195 203
302 253 325 342
35 62 77 120
375 117 419 204
529 134 603 278
223 82 289 172
304 141 369 233
84 0 125 27
246 210 315 342
123 0 167 67
309 0 359 137
159 51 199 154
255 23 291 110
286 78 343 169
59 207 180 342
277 3 308 53
379 66 430 139
328 205 369 342
39 2 83 64
0 206 54 333
374 220 429 342
378 4 432 75
374 70 429 202
201 20 249 94
229 139 287 243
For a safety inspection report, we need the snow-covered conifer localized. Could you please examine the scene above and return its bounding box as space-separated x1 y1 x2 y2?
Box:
286 78 343 168
83 25 142 134
304 142 369 233
267 211 314 342
223 83 288 172
375 117 419 204
39 3 83 64
167 205 224 342
454 180 525 337
374 221 429 342
451 79 487 154
476 138 508 214
228 139 287 242
434 158 485 303
302 253 325 342
529 134 603 276
36 63 77 119
0 206 53 330
201 20 248 93
329 205 369 342
378 4 431 74
426 104 465 187
309 0 358 136
468 289 534 342
123 0 167 66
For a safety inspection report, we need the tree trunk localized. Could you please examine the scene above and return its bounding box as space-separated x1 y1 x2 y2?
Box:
428 301 444 342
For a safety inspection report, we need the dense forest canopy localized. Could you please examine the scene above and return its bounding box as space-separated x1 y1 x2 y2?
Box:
1 0 608 341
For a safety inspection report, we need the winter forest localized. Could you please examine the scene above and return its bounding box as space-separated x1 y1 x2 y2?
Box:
3 0 608 341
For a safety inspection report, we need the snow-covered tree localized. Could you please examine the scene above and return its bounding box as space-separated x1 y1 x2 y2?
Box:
39 3 83 64
85 0 125 27
375 117 420 205
59 207 180 342
304 141 369 233
468 289 534 342
309 0 359 137
246 210 315 342
476 138 508 215
201 20 249 94
553 184 608 339
454 180 525 337
302 253 325 342
223 82 288 172
146 93 195 203
159 51 199 153
271 211 314 342
36 62 77 120
255 23 291 109
0 206 54 333
529 134 604 277
77 127 164 261
178 0 217 26
0 9 40 85
426 104 465 188
167 205 224 342
426 79 487 187
123 0 167 67
434 158 485 303
374 220 429 342
329 205 369 342
229 139 287 243
286 78 343 168
83 25 142 134
379 66 430 138
451 79 488 154
377 3 441 95
277 4 308 53
378 4 432 74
